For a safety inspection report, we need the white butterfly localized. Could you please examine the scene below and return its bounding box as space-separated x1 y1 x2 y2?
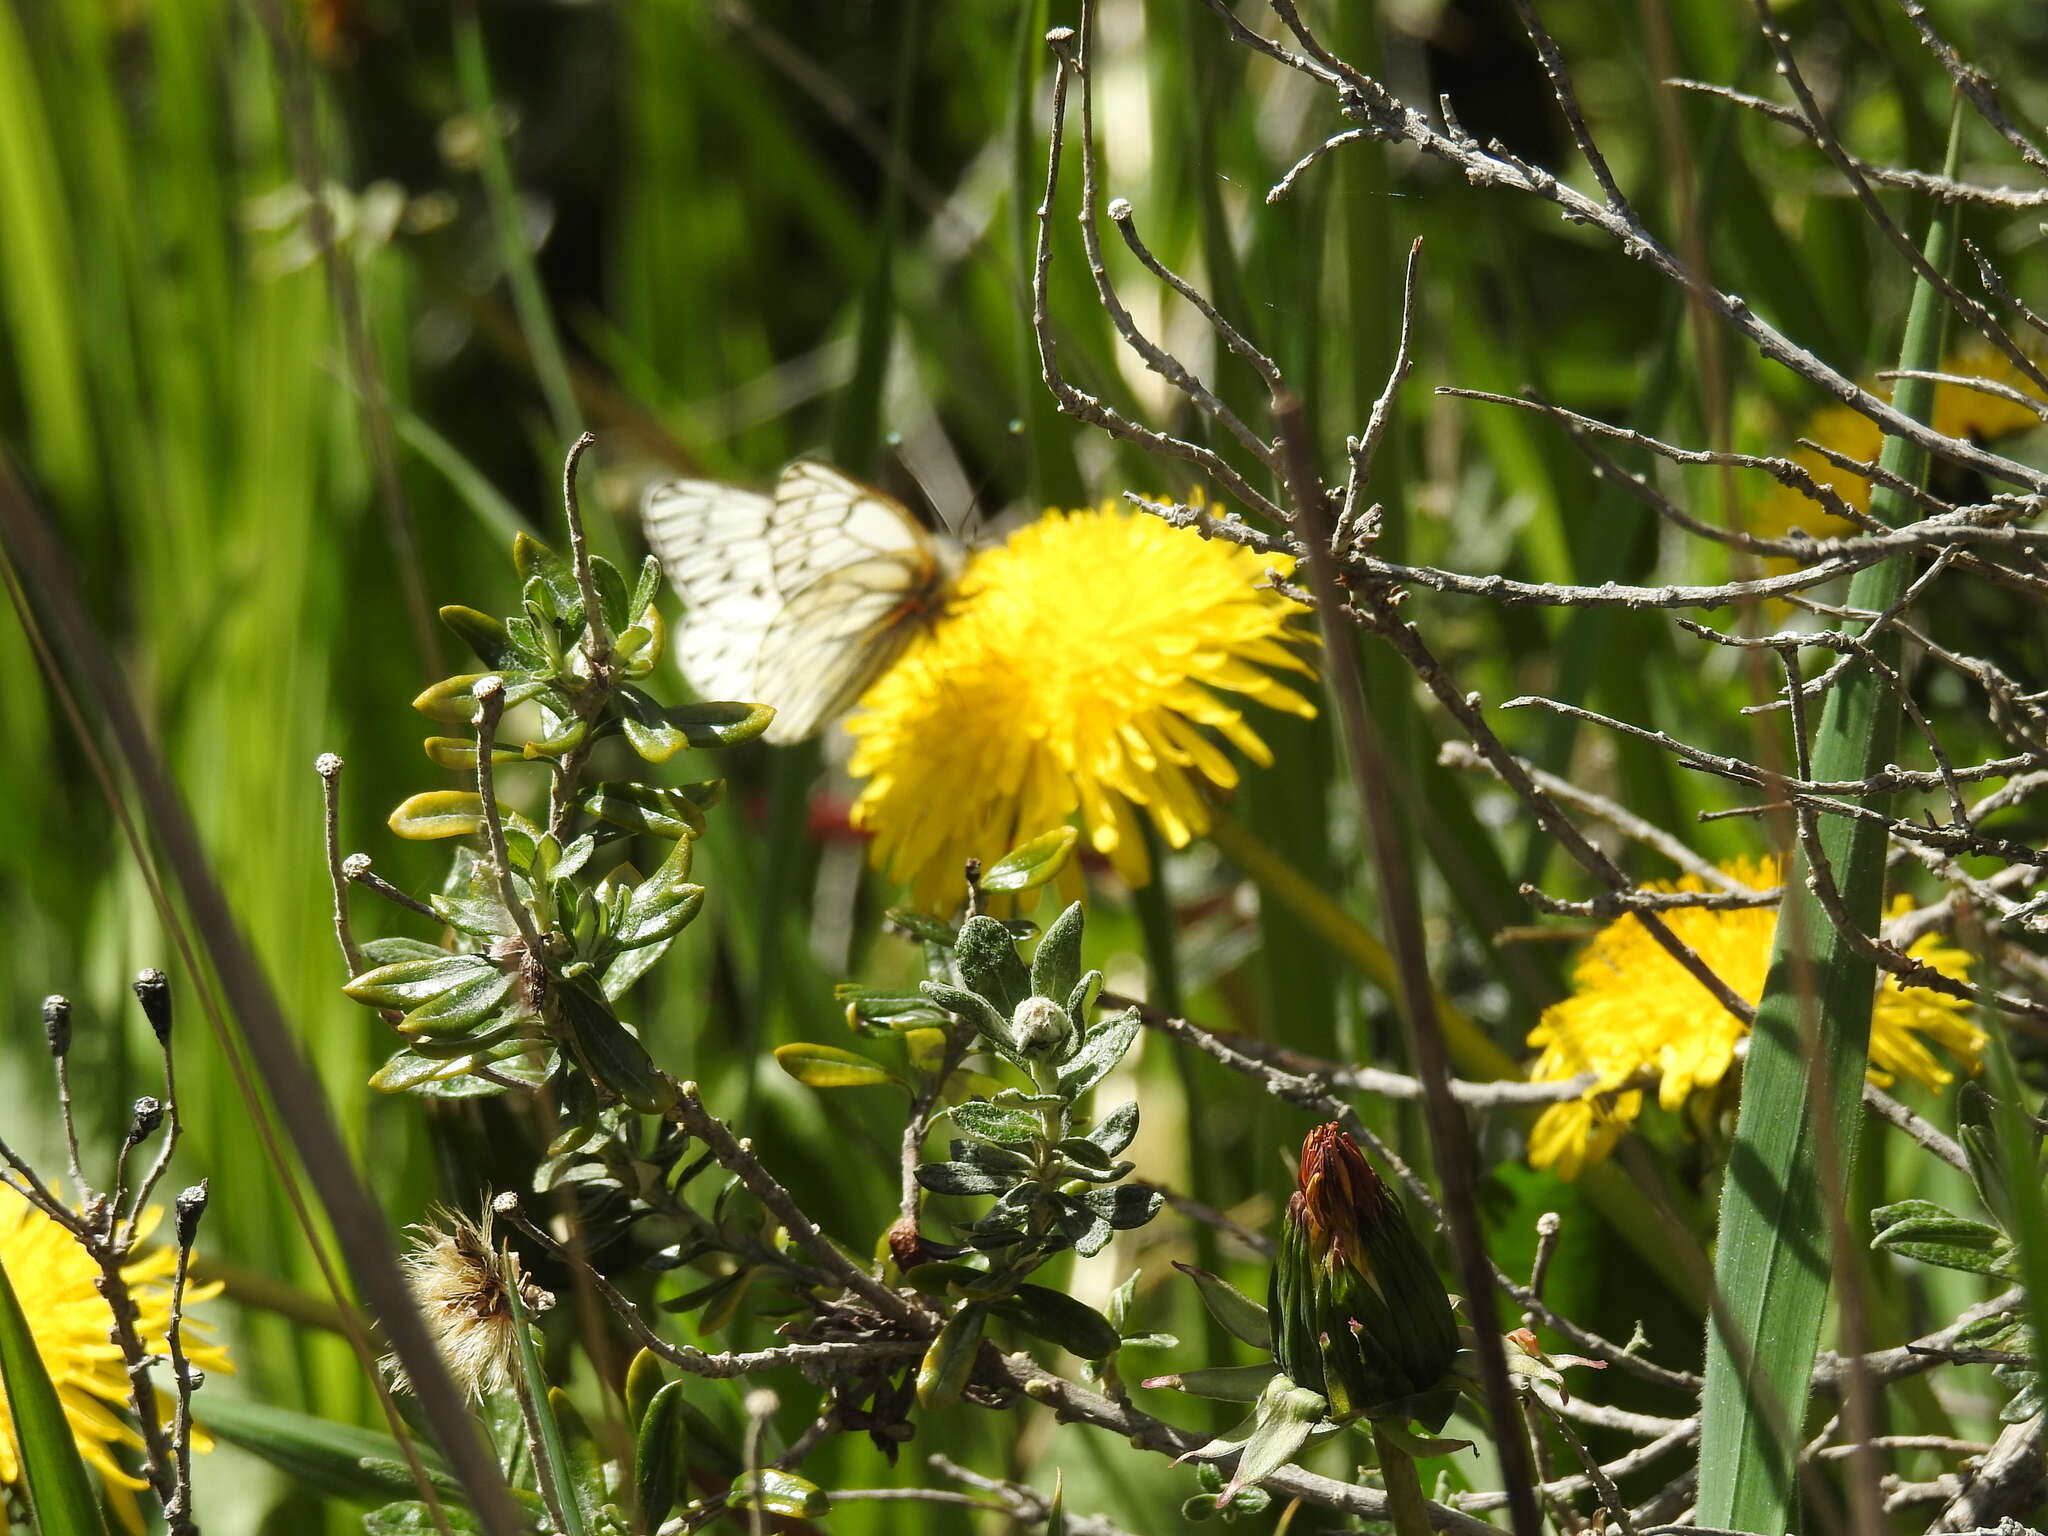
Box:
640 461 961 744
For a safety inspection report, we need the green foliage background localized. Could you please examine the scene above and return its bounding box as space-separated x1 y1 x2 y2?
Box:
2 0 2045 1530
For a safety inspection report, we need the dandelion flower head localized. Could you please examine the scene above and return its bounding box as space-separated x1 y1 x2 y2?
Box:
845 501 1316 912
1525 857 1984 1179
0 1186 232 1532
1754 347 2044 551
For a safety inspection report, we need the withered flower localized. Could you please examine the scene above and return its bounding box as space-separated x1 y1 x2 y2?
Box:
386 1205 554 1400
1269 1124 1459 1430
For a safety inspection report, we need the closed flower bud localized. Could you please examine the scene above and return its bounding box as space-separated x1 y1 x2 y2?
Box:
133 969 172 1046
1269 1124 1460 1430
1009 996 1074 1056
42 995 72 1058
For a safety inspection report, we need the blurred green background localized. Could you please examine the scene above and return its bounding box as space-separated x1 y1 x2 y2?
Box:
3 0 2045 1530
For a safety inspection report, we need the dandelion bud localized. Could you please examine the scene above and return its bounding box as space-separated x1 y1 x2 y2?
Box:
127 1096 165 1144
176 1182 209 1246
1008 996 1074 1056
133 969 172 1045
42 995 72 1058
1268 1123 1459 1430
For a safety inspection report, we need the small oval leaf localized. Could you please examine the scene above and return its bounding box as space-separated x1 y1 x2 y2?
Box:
773 1043 895 1089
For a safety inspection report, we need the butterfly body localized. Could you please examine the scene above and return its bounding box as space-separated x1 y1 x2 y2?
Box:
640 461 958 743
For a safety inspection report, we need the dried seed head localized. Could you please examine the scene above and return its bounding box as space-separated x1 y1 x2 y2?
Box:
385 1204 554 1400
176 1182 209 1247
133 969 172 1046
127 1096 165 1144
42 995 71 1058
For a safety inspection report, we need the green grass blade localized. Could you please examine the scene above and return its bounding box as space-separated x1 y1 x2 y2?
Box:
1694 113 1963 1535
0 1238 110 1536
505 1252 587 1536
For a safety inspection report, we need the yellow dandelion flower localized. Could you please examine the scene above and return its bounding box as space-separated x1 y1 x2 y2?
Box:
0 1186 233 1532
845 502 1316 913
1525 857 1985 1180
1754 348 2044 550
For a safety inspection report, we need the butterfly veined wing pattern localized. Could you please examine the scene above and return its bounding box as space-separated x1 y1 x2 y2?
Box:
640 462 951 744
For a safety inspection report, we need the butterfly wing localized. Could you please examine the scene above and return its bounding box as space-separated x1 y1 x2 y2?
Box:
640 463 944 744
640 479 785 712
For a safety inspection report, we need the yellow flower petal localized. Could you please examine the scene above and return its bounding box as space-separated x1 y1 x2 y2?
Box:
1524 858 1982 1178
844 503 1314 911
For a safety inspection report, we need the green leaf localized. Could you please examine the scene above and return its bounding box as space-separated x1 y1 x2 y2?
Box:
1175 1261 1272 1352
916 1161 1012 1197
439 604 515 667
582 781 715 841
917 1304 987 1409
387 791 486 840
990 1285 1120 1359
634 1380 688 1529
919 981 1008 1045
773 1043 895 1089
949 1100 1041 1142
955 916 1032 1016
1029 900 1086 1009
613 839 703 950
363 1503 482 1536
1143 1363 1282 1403
1222 1374 1328 1507
629 555 663 625
1055 1011 1140 1099
887 909 959 947
420 737 525 771
1958 1083 2039 1233
398 968 517 1038
727 1469 828 1519
556 982 674 1114
659 698 778 748
513 532 581 620
1079 1183 1162 1230
624 1350 666 1431
344 954 497 1011
983 827 1079 894
0 1240 109 1535
1880 1225 2017 1280
1085 1101 1140 1159
358 937 450 966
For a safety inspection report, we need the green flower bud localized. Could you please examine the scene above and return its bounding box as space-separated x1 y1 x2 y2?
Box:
1009 995 1074 1056
1269 1123 1460 1431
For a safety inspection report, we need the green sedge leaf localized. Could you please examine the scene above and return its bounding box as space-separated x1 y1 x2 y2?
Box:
0 1247 107 1536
